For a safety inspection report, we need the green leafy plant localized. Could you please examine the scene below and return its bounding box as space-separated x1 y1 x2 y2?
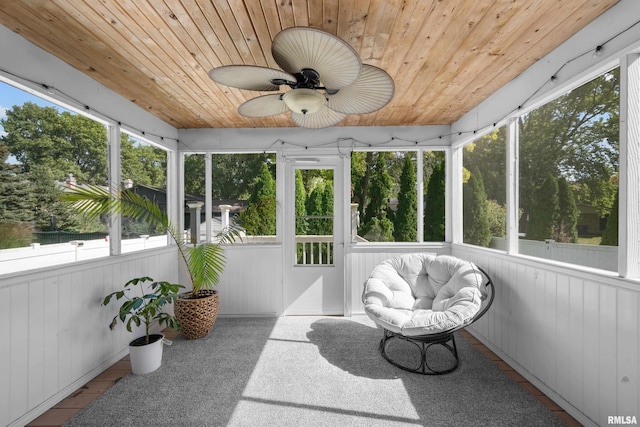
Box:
60 185 241 297
103 276 183 344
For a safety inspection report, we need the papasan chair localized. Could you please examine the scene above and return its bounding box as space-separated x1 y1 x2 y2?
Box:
362 253 494 375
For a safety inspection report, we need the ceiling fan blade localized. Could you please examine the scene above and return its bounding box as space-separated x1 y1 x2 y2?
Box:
238 94 288 117
272 27 361 90
290 105 347 129
209 65 295 91
326 65 395 114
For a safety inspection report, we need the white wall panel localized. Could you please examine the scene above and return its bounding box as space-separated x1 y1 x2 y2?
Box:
10 283 28 423
555 274 570 400
454 245 640 427
599 285 618 423
43 278 59 400
616 289 639 417
218 245 283 316
582 280 600 423
0 288 10 425
567 276 585 411
0 247 179 427
27 278 46 409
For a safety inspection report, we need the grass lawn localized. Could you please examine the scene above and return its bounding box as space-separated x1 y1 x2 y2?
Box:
578 236 602 245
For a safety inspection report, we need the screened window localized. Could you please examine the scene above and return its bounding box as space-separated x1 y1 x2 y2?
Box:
463 126 507 248
120 134 168 253
183 152 277 244
351 150 445 243
423 151 446 242
0 81 110 272
518 68 619 271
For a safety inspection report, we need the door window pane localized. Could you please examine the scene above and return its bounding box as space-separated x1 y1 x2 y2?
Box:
295 168 334 265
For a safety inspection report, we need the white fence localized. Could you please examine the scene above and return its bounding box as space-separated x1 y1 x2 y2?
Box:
490 238 618 272
0 236 168 275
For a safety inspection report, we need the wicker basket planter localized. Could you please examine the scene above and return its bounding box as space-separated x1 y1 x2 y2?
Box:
175 290 220 340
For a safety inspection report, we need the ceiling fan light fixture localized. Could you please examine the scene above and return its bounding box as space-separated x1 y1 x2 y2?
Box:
283 89 326 115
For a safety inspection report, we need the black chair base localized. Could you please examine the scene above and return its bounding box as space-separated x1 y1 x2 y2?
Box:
379 328 459 375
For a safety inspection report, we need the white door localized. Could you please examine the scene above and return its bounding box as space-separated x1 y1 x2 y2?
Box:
283 157 344 315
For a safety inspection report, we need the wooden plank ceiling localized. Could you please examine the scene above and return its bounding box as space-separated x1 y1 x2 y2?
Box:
0 0 618 129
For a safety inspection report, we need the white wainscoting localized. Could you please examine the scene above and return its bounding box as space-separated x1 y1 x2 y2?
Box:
0 247 179 427
453 244 640 427
6 241 637 427
218 244 283 316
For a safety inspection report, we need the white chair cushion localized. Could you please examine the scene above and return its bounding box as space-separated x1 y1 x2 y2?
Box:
362 253 486 336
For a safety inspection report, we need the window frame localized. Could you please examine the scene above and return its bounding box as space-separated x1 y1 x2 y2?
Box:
349 147 449 245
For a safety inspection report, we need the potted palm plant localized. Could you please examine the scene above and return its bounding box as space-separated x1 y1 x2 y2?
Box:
61 185 241 340
103 276 182 374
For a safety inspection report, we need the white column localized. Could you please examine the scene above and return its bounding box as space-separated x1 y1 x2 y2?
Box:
416 151 424 242
186 201 204 245
448 147 461 243
205 153 213 243
166 149 179 247
619 53 640 278
350 203 359 242
177 153 186 243
107 124 121 256
219 205 232 230
506 118 519 254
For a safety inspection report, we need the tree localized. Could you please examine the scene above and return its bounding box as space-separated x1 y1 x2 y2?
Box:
600 190 618 246
363 152 393 223
463 170 491 247
392 155 417 241
306 184 324 235
519 69 619 231
242 163 276 235
28 165 82 231
360 152 394 241
2 102 169 189
423 160 445 241
211 153 275 199
486 199 506 238
463 128 507 204
1 102 108 183
320 181 334 235
121 139 167 188
352 151 406 222
0 168 33 223
294 169 308 235
351 151 373 220
183 154 206 196
555 177 578 243
527 174 559 241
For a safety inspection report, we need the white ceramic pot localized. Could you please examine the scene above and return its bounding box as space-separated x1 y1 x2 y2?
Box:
128 333 164 375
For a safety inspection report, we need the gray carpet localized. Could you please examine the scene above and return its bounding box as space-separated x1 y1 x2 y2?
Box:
65 316 563 426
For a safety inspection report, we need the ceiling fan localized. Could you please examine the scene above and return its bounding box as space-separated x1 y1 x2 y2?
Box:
208 27 395 129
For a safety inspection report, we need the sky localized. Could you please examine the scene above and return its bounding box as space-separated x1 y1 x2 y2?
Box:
1 81 153 165
1 81 72 163
0 81 63 137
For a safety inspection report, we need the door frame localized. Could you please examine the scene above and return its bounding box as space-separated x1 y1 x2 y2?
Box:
282 155 347 315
